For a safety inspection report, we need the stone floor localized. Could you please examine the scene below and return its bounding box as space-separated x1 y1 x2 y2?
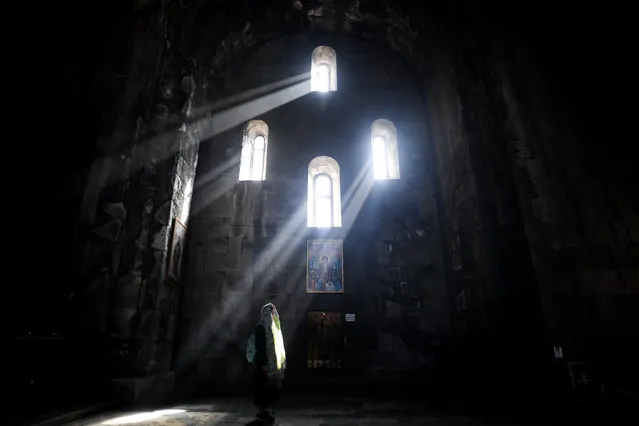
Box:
61 397 495 426
56 395 633 426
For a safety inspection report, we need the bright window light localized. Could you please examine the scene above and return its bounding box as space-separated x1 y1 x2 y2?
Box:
251 135 265 180
253 135 265 150
307 156 341 228
373 135 389 179
315 174 331 196
239 121 268 182
314 174 332 227
251 150 264 180
311 46 337 92
317 64 330 93
371 119 400 180
315 198 332 227
239 144 251 181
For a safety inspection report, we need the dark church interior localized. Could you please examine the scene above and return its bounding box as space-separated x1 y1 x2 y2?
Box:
8 0 638 424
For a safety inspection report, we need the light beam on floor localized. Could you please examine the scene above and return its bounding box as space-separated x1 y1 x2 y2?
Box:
101 409 185 425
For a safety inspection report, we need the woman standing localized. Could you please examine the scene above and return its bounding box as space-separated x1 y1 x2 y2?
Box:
251 303 286 423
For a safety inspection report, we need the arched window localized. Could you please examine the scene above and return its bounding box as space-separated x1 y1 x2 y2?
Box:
371 119 400 180
308 156 341 227
311 46 337 92
239 120 269 181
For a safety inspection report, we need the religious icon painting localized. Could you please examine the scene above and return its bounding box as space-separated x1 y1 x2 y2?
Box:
167 218 187 286
306 240 344 293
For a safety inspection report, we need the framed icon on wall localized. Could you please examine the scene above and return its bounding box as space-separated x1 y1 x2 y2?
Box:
306 240 344 293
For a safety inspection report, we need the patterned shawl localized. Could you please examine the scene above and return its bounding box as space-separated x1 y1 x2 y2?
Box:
260 303 287 380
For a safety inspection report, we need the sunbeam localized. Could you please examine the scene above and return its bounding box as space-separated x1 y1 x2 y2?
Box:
122 73 312 225
194 155 239 190
178 160 375 386
341 158 374 234
85 73 312 215
196 78 311 141
178 203 309 366
189 157 241 216
191 72 311 119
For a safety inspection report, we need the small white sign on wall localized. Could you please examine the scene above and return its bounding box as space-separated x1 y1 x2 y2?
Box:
553 346 563 359
345 313 356 322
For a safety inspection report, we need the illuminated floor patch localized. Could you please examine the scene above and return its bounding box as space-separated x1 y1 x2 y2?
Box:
65 398 480 426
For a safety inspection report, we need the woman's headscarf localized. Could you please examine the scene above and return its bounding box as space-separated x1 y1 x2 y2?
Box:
259 303 287 379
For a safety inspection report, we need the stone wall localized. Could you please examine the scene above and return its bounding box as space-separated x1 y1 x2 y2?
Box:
64 0 463 403
175 35 449 396
74 1 203 403
424 40 550 399
55 0 638 406
496 44 639 394
424 35 639 399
